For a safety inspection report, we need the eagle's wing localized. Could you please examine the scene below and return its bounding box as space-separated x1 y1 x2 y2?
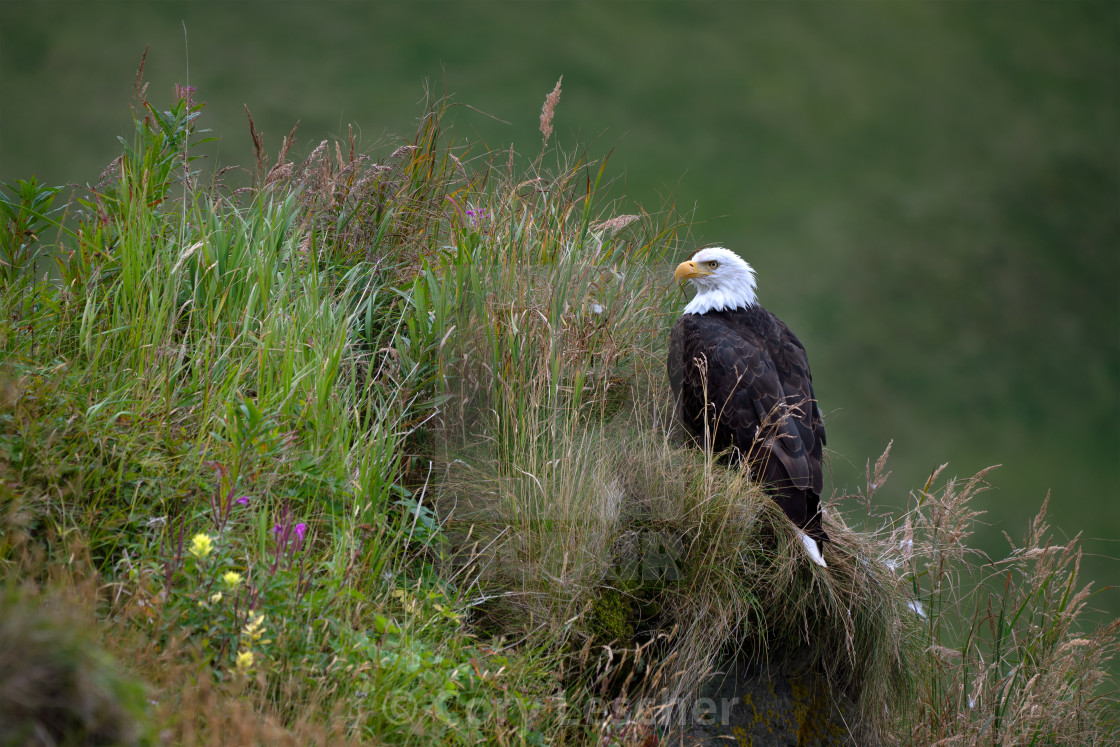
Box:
675 312 824 508
764 317 826 493
669 314 733 445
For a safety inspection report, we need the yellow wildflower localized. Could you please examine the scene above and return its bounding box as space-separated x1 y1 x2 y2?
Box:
235 649 254 675
209 591 223 604
222 571 242 588
243 612 267 643
188 533 213 560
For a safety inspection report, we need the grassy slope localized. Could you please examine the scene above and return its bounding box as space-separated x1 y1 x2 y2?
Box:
1 3 1115 622
1 71 1118 744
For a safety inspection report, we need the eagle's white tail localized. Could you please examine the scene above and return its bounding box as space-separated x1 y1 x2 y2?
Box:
798 530 827 568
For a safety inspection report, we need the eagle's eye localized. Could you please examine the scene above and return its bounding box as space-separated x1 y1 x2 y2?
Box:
707 260 719 269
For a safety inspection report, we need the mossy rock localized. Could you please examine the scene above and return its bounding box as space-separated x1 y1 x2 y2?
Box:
678 649 865 746
588 587 636 646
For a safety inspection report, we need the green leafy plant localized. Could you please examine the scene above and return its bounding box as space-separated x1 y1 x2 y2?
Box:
0 177 62 284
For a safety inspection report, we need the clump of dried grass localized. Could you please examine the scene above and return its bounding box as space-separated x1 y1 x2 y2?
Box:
141 661 357 747
834 443 1120 745
241 91 479 270
433 404 919 743
898 472 1120 745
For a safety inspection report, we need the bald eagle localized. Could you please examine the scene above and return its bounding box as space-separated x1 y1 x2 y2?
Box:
668 247 828 567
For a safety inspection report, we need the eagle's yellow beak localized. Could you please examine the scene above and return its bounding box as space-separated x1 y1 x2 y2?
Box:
674 260 712 282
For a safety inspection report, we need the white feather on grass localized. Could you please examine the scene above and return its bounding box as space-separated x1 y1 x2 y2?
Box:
798 530 827 568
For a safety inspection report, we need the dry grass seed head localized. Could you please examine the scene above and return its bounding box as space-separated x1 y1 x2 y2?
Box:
540 76 563 147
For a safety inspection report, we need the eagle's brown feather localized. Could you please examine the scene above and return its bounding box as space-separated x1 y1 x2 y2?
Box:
669 305 828 545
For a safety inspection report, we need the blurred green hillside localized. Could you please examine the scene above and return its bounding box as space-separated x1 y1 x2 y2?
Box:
2 0 1116 620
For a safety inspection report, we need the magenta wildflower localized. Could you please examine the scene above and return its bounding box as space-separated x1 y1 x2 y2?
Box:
236 496 251 506
291 523 308 553
269 504 309 569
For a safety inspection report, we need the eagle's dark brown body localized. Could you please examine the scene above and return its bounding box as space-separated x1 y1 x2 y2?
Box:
668 305 828 545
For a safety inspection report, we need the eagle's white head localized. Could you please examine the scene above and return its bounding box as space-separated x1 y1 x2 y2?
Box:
674 246 758 315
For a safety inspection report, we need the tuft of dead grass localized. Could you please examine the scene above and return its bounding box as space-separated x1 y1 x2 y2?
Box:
901 482 1120 745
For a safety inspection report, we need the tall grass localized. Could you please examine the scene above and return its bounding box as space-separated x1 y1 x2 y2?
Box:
398 106 920 741
0 77 556 744
1 70 1116 745
892 462 1120 745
